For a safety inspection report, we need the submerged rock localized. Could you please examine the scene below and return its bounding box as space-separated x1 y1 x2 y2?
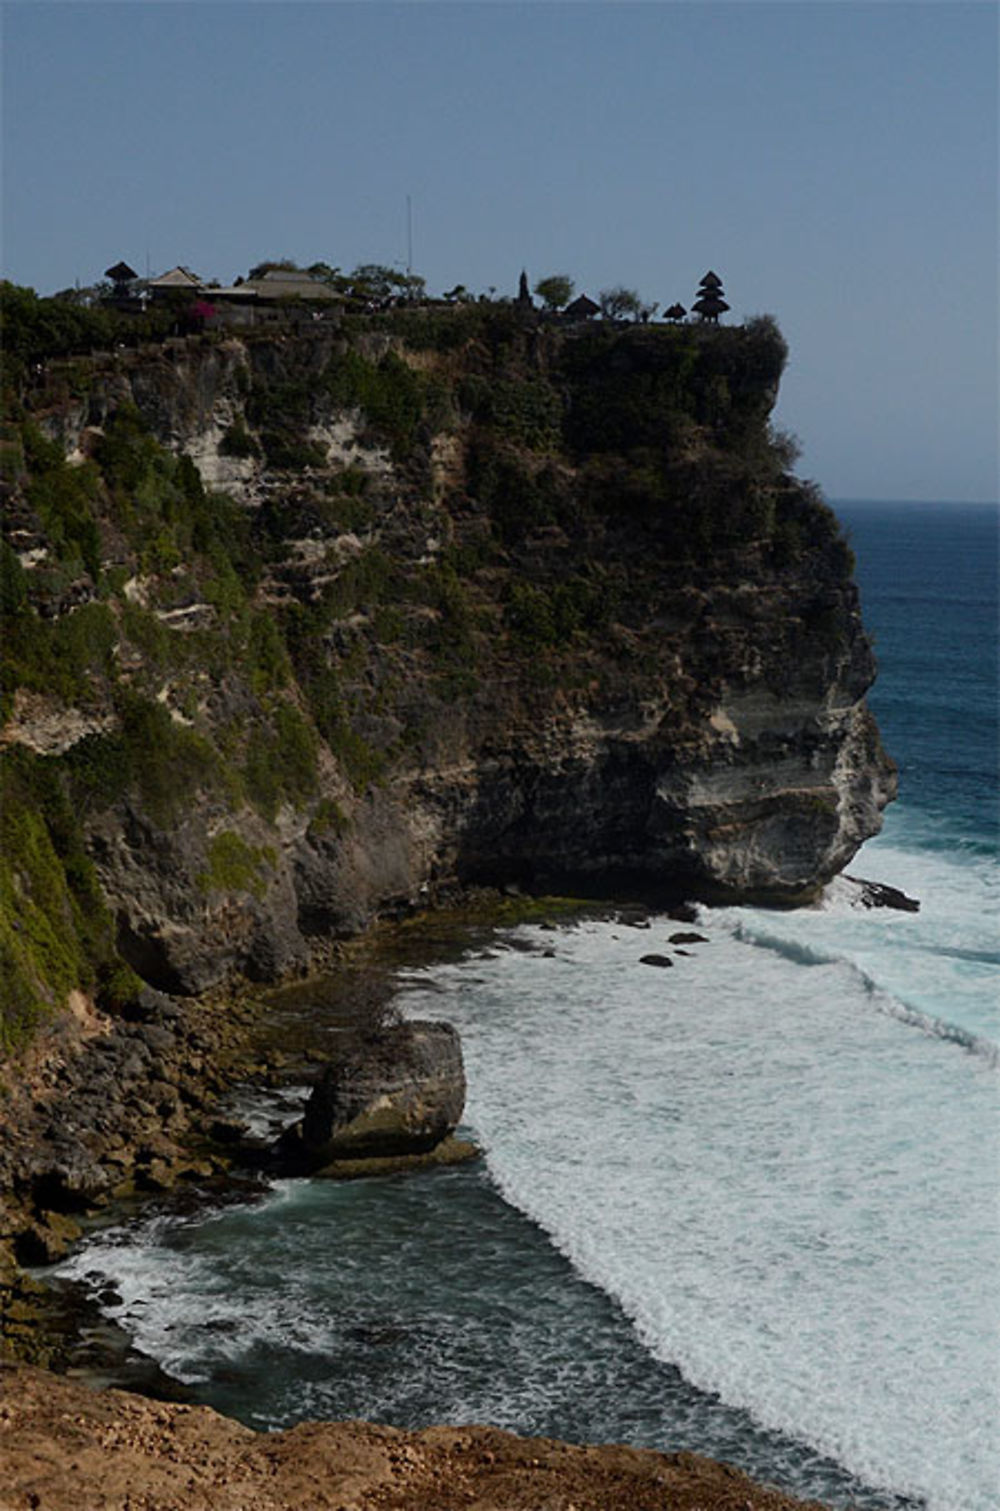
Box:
845 875 921 912
295 1020 466 1165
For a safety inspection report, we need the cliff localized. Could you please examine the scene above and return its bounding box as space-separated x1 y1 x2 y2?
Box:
1 303 895 1047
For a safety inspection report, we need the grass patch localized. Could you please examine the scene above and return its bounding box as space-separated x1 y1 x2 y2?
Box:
197 831 276 900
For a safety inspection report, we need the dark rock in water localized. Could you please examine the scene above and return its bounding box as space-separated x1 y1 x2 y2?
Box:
669 932 709 945
667 902 700 924
617 907 651 929
845 875 921 913
296 1020 465 1164
639 954 674 968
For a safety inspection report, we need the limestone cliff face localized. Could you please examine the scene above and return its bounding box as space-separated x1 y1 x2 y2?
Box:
2 308 895 1016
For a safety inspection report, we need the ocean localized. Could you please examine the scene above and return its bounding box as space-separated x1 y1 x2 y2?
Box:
57 501 999 1511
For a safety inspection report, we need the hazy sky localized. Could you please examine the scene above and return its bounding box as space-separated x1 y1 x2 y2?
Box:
2 0 997 501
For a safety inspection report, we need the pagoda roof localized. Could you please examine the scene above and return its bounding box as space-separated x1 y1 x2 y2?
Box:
699 270 723 288
105 261 137 282
564 293 599 317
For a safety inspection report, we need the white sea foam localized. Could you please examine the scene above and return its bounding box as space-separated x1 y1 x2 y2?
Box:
398 910 1000 1511
715 809 1000 1061
58 1182 321 1383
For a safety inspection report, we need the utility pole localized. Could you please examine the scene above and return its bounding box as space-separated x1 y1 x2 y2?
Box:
406 195 413 277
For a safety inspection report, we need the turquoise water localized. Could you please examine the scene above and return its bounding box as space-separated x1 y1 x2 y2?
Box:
60 502 999 1511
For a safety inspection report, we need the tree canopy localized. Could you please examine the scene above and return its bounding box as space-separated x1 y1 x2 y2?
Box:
350 265 426 301
598 286 657 323
534 275 574 311
247 259 302 280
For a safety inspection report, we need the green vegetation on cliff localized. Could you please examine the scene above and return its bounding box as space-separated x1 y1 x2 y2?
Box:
0 749 138 1051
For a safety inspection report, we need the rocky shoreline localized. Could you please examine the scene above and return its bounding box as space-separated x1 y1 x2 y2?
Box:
0 892 553 1281
0 894 600 1364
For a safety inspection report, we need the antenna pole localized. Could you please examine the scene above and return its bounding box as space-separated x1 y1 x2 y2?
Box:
406 195 413 277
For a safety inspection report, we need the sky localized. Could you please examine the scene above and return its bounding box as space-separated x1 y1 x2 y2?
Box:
1 0 997 502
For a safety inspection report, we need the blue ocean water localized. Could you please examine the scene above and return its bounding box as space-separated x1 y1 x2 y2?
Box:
839 501 997 855
59 502 999 1511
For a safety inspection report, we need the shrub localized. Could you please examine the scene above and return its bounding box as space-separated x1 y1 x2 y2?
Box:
241 703 318 817
196 831 276 900
260 432 327 471
307 797 349 840
458 375 560 449
324 349 428 458
467 441 568 544
219 419 260 458
0 748 123 1050
64 692 223 825
26 457 103 581
2 600 118 709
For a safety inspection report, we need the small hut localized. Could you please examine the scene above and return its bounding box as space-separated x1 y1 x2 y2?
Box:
564 293 599 320
664 303 687 322
147 266 203 302
104 261 137 299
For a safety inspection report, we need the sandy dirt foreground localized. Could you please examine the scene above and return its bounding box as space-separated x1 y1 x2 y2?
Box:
0 1365 828 1511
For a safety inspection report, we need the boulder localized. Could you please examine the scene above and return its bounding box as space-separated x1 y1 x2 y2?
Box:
298 1020 466 1164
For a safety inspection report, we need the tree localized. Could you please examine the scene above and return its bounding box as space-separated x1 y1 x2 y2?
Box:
534 275 574 311
308 262 349 291
349 264 426 301
598 286 642 321
248 258 301 280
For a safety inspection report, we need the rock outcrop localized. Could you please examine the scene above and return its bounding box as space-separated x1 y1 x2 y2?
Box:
844 875 921 912
296 1019 466 1165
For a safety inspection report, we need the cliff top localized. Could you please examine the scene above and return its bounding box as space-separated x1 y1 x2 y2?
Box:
0 1363 826 1511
